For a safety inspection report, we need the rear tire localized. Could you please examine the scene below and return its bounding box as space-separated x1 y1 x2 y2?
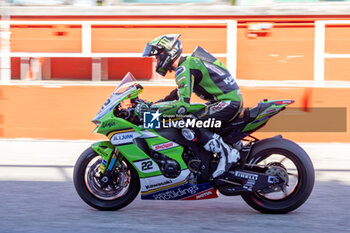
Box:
73 147 140 211
241 138 314 214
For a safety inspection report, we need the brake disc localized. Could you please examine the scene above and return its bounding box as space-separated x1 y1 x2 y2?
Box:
86 159 127 200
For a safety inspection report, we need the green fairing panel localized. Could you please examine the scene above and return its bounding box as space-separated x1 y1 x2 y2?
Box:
93 85 141 135
91 141 114 173
144 134 169 145
116 143 162 178
243 119 269 132
136 129 188 170
243 101 288 132
91 141 114 159
95 114 141 136
159 147 186 169
144 137 187 170
115 129 187 177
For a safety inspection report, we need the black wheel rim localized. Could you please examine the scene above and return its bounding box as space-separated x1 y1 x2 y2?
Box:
248 148 304 202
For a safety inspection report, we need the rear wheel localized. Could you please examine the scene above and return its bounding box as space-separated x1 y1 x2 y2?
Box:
73 147 140 210
241 138 314 214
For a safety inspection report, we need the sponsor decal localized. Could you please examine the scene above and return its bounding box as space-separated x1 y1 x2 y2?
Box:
175 66 186 77
158 37 171 49
101 159 107 166
152 141 180 151
209 102 229 115
101 121 117 129
140 169 190 193
195 190 213 199
234 171 259 181
243 179 256 191
223 76 236 85
265 108 279 114
204 63 226 76
169 46 179 57
176 76 186 83
110 131 140 145
183 188 218 200
141 182 217 200
152 186 200 200
117 134 132 140
145 180 172 190
275 100 294 105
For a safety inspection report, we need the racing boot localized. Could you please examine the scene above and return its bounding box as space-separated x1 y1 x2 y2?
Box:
204 133 240 178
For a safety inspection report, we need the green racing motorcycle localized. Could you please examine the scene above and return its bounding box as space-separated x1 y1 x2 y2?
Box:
73 72 314 214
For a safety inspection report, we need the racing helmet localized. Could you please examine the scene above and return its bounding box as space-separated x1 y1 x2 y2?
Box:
143 34 182 76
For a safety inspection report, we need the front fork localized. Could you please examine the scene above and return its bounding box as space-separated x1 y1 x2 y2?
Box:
91 141 123 175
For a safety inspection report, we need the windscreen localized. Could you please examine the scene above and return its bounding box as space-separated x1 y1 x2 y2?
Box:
93 72 137 122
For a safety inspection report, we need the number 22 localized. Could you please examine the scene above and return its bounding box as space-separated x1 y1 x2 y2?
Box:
141 161 153 170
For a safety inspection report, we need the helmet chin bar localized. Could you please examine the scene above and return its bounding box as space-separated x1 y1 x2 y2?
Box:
155 53 175 76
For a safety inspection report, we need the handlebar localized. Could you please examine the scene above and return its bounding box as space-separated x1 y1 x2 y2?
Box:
131 97 152 107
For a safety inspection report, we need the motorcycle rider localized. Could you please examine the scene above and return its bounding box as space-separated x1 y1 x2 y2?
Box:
139 34 243 178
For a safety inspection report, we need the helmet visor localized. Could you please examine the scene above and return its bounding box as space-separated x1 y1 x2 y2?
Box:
142 43 162 57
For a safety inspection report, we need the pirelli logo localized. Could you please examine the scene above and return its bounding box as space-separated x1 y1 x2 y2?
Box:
234 171 259 181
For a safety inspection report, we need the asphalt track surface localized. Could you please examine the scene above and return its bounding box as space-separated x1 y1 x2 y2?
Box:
0 139 350 233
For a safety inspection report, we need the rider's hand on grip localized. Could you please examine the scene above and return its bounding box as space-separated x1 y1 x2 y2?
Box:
135 102 150 116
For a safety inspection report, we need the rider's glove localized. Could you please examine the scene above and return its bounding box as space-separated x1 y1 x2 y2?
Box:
135 102 150 116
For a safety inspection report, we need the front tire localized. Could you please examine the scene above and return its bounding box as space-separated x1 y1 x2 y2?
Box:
241 138 314 214
73 147 140 211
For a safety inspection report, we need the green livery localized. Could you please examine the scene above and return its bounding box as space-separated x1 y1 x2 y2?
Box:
243 100 291 132
73 72 314 214
150 46 243 116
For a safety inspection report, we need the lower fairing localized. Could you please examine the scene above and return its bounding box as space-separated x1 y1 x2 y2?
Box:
140 169 218 200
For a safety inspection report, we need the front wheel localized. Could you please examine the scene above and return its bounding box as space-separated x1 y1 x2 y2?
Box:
241 138 315 214
73 147 140 210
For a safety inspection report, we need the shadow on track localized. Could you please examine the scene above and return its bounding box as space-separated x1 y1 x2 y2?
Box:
1 174 350 233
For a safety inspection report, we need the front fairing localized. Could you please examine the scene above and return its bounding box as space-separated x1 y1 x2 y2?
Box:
92 72 143 135
92 85 139 123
